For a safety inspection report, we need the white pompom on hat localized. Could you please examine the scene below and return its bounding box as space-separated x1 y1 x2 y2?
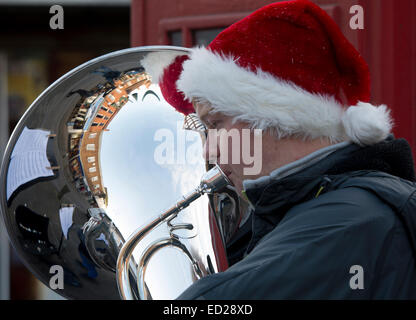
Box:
342 102 393 146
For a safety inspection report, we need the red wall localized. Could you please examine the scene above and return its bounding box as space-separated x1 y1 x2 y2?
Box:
131 0 416 159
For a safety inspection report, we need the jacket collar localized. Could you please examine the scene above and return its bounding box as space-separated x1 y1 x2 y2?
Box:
243 135 415 209
241 136 416 253
242 141 350 206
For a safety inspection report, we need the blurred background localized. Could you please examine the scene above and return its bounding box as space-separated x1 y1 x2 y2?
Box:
0 0 415 299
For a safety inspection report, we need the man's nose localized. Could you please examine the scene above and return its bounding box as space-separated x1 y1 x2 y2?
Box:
203 131 220 164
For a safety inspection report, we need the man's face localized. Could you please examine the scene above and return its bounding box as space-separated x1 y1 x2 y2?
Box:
194 101 337 201
194 102 263 196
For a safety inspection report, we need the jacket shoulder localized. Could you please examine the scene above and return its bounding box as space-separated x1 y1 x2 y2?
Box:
178 187 399 299
279 186 398 240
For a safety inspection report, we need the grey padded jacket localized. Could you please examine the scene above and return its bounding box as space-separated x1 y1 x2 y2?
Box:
178 136 416 299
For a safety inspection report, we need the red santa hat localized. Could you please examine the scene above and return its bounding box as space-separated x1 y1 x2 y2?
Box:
147 0 393 146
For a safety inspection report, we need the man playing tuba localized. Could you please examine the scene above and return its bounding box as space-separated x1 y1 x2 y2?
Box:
156 0 416 299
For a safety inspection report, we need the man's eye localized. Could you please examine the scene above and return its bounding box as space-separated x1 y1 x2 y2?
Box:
207 120 221 128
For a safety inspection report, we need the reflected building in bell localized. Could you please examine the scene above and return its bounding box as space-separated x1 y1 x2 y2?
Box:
67 70 151 208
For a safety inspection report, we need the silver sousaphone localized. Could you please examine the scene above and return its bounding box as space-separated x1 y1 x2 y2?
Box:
0 47 244 300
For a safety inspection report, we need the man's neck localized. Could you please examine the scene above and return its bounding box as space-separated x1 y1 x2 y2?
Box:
242 140 351 193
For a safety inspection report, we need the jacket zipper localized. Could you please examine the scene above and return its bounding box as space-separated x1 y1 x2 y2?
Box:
315 176 332 198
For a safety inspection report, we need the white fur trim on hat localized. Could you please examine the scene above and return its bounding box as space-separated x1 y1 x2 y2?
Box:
140 51 180 83
176 47 393 145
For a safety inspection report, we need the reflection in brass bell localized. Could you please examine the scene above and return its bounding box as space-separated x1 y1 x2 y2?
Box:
0 47 241 300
